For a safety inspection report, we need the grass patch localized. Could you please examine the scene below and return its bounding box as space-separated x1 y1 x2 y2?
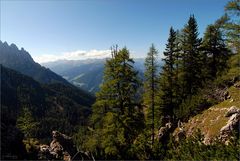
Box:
182 81 240 139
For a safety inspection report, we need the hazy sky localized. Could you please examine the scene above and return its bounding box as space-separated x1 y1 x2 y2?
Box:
1 0 228 63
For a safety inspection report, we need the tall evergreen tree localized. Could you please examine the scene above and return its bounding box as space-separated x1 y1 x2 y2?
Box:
173 30 183 106
160 27 178 118
143 44 159 147
181 15 202 97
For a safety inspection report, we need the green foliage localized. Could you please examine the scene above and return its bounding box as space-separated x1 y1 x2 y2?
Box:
130 131 151 160
202 24 230 78
83 46 145 159
22 138 40 159
2 1 239 160
216 0 240 53
160 27 180 118
181 15 203 97
166 131 240 160
175 93 211 121
1 65 94 159
159 14 233 121
16 107 39 138
217 52 240 84
143 44 160 146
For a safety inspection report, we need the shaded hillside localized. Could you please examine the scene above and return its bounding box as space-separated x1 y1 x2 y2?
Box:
0 41 70 85
43 59 107 93
1 65 94 159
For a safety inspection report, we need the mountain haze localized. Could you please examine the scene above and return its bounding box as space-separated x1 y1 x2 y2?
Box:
42 58 159 93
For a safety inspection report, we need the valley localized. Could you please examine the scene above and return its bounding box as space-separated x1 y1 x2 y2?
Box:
1 0 239 160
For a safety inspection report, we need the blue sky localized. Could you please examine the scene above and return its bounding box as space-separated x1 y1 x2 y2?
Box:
1 0 228 63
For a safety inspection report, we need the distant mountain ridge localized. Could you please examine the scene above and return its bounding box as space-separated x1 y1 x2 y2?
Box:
0 40 70 85
42 58 153 93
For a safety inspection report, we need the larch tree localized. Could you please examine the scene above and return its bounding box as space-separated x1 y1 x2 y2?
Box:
88 46 144 159
143 44 159 147
16 107 39 138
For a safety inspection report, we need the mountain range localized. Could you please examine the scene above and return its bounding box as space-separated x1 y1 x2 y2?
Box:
42 58 162 93
0 41 70 85
0 40 163 94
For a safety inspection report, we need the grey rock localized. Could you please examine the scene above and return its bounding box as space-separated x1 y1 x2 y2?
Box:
38 131 77 161
157 122 172 140
220 108 240 143
225 106 240 117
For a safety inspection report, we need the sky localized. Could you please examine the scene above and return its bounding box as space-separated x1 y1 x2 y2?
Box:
1 0 229 63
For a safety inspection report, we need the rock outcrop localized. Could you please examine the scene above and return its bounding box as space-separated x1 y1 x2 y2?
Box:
38 131 76 161
38 130 95 161
173 120 186 142
224 106 240 117
219 106 240 143
207 87 231 102
157 122 172 141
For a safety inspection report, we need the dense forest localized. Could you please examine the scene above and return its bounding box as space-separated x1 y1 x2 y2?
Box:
1 0 240 160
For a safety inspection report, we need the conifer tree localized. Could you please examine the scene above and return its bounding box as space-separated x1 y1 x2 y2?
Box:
202 24 229 78
224 0 240 53
173 30 183 106
181 15 202 97
89 46 144 159
16 107 39 138
143 44 159 147
160 27 178 118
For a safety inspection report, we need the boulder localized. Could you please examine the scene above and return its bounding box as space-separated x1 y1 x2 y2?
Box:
203 135 211 145
225 106 240 117
40 144 50 152
166 122 172 129
224 91 230 100
220 107 240 143
157 122 172 140
38 131 77 161
234 82 240 89
49 139 64 159
51 131 76 156
158 127 167 139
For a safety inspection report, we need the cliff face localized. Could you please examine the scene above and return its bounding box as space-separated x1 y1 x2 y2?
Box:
0 41 70 85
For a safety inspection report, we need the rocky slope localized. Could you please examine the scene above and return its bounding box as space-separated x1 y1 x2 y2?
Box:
174 81 240 144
